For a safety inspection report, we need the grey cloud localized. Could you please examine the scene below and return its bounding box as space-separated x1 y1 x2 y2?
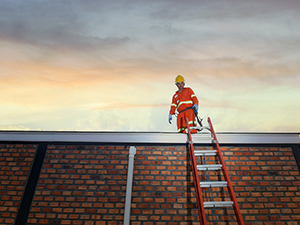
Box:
1 0 300 73
149 0 300 21
0 1 131 51
201 57 300 78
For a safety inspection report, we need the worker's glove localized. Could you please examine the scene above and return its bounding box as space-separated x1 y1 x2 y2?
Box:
168 114 172 124
192 104 198 113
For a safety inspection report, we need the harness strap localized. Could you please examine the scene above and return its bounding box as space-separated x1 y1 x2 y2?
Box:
178 107 203 127
178 107 193 114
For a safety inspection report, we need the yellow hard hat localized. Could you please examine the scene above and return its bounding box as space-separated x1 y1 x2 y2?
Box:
175 75 185 83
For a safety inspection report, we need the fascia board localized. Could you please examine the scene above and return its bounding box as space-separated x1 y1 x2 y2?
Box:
214 133 300 145
0 131 299 145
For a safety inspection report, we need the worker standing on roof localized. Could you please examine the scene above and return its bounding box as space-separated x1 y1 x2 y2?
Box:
169 75 199 133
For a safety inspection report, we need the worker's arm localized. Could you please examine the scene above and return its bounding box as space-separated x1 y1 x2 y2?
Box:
190 88 199 106
169 94 177 124
169 94 177 115
189 88 199 113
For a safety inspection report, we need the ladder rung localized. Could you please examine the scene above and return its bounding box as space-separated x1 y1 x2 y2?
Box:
204 201 233 208
194 150 217 156
200 181 228 187
197 164 222 171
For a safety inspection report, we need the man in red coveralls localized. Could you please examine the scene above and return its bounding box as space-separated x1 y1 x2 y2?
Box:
169 75 199 133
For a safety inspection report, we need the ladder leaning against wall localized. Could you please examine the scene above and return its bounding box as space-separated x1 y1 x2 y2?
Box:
186 117 244 225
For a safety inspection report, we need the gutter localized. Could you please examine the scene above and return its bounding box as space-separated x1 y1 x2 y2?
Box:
123 146 136 225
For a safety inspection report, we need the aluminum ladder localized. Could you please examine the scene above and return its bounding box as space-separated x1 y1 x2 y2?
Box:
186 117 244 225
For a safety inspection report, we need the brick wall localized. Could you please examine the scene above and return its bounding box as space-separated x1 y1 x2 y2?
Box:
131 146 300 225
0 144 37 225
0 143 300 225
28 145 128 225
222 146 300 224
131 146 199 224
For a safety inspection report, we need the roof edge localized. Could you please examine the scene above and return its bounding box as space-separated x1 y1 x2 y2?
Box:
0 131 299 144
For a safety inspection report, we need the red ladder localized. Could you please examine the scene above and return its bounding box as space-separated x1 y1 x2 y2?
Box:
186 117 244 225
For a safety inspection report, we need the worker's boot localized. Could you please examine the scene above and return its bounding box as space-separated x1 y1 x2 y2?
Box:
191 129 197 134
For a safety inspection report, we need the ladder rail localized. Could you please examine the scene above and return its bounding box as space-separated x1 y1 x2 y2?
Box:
186 118 207 225
207 117 245 225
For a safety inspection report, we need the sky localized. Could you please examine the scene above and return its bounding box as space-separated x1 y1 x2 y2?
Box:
0 0 300 133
